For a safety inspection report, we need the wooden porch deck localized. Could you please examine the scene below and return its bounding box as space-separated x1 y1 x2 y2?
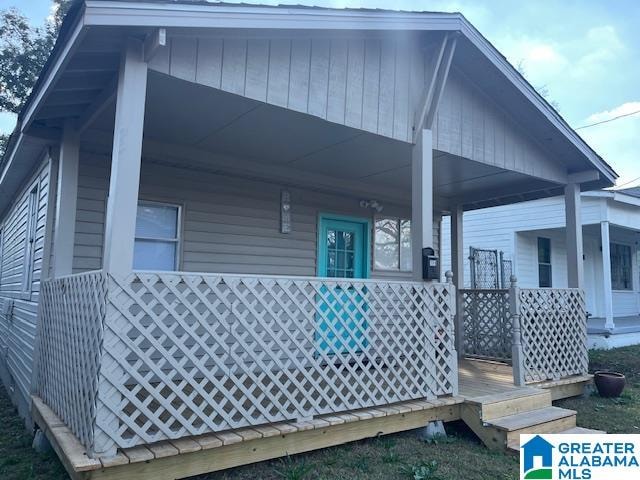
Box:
32 359 593 480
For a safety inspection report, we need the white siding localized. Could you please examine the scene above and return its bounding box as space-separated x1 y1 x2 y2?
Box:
0 157 52 419
73 152 441 279
441 195 640 318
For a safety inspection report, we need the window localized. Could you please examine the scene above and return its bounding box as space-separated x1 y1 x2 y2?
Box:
134 202 180 271
537 237 552 287
22 187 39 293
374 217 412 271
611 243 632 290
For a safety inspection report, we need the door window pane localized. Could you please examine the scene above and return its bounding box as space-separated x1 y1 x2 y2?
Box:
326 229 356 278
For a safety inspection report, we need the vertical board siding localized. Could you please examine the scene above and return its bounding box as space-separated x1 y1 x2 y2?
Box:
73 152 439 280
0 158 52 412
436 71 566 183
149 33 570 184
149 34 429 144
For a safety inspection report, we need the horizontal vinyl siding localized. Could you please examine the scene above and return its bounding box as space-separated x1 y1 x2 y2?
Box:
441 196 606 286
74 152 440 280
0 158 51 411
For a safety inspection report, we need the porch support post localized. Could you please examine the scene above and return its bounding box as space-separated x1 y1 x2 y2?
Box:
93 39 147 459
600 221 615 330
52 120 79 277
102 39 148 277
411 129 434 281
451 204 465 356
564 182 584 289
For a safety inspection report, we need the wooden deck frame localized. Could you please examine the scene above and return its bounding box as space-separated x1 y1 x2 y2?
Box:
32 360 592 480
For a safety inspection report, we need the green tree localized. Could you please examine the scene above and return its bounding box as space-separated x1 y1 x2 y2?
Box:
0 0 72 156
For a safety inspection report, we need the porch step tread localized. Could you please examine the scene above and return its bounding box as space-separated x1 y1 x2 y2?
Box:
488 406 576 432
466 387 548 405
507 426 606 452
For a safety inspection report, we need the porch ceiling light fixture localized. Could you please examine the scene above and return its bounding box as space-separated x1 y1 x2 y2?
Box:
360 199 384 213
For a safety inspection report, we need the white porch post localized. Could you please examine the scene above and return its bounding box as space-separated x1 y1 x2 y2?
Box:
600 220 615 330
451 204 465 354
93 39 147 459
102 39 148 277
52 120 79 277
565 183 584 289
411 129 434 281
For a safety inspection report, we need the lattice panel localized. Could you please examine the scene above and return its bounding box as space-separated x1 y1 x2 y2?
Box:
518 288 588 383
37 272 107 453
98 272 457 448
461 289 511 361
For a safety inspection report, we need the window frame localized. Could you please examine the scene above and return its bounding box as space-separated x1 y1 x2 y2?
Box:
537 237 552 288
134 200 183 271
610 242 633 291
22 186 39 295
373 215 412 273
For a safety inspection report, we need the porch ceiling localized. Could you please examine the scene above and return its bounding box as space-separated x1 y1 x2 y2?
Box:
85 71 566 211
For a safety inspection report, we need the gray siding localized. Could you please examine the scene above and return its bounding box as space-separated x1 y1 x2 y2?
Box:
74 152 439 279
435 70 565 183
149 33 428 144
0 158 52 419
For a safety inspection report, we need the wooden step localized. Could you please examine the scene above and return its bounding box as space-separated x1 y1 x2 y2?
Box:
467 388 551 421
489 406 575 432
507 426 605 452
557 427 605 435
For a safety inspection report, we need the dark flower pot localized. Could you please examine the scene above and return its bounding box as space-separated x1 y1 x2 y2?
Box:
594 371 625 398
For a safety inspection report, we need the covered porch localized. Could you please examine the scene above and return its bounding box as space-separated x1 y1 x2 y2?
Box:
22 5 612 469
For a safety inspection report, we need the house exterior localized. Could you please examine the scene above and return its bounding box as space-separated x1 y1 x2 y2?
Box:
0 1 617 475
442 188 640 349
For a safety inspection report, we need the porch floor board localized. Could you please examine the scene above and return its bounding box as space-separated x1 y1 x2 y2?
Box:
32 360 592 480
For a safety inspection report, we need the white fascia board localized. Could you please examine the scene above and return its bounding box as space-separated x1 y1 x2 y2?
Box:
20 15 86 132
612 192 640 208
0 133 25 186
84 1 462 30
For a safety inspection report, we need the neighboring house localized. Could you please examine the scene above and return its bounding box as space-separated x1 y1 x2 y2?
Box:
0 1 616 477
442 188 640 349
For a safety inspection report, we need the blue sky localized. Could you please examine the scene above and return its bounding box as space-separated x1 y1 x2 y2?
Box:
1 0 638 187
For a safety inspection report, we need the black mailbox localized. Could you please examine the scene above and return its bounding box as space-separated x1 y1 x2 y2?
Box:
422 247 440 280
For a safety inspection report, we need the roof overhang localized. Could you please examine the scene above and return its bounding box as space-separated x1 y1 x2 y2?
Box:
583 190 640 208
3 0 618 211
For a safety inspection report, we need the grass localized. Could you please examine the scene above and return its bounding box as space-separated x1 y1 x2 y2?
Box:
0 387 68 480
4 344 640 479
557 344 640 434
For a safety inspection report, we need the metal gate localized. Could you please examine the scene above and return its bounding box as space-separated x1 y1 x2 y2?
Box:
469 247 512 289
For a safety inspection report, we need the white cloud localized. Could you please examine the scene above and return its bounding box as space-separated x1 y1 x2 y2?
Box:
585 101 640 123
579 102 640 188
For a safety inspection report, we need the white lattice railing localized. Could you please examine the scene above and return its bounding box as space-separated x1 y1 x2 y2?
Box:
37 271 457 457
512 285 588 384
36 271 107 454
460 289 511 362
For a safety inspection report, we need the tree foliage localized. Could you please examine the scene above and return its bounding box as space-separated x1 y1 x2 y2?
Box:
0 1 71 157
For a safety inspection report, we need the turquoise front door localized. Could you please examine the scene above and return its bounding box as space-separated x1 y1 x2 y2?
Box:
317 216 370 354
